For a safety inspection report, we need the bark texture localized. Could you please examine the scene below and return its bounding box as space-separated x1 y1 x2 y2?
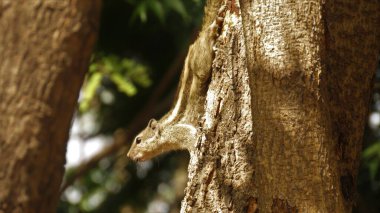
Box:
182 1 254 212
181 0 380 212
0 1 101 212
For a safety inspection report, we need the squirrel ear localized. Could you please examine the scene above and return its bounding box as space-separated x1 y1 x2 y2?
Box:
148 119 158 129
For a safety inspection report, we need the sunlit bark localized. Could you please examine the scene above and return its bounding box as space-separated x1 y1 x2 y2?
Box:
181 0 380 212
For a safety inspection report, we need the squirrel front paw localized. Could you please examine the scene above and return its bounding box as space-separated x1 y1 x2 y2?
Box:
209 5 227 38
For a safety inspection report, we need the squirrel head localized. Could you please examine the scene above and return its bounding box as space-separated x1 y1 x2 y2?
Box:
127 119 162 161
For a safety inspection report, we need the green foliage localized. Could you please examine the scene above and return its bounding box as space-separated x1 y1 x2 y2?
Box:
127 0 191 23
363 141 380 182
361 90 380 191
79 54 152 113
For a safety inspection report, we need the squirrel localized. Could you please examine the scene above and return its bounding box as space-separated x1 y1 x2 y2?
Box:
127 5 226 162
127 119 198 161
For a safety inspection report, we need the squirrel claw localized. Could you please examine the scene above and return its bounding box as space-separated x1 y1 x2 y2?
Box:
218 5 227 17
216 5 226 25
209 5 227 38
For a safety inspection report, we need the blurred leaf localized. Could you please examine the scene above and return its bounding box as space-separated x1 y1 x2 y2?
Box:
131 2 148 23
89 63 98 73
192 0 202 5
103 55 121 73
368 159 380 181
164 0 189 21
148 0 165 23
363 142 380 182
128 0 190 24
121 58 133 70
110 72 137 96
79 53 151 112
129 65 152 88
363 142 380 159
80 73 103 112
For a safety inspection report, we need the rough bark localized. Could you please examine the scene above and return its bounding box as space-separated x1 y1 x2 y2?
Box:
0 1 101 212
182 1 254 212
181 0 380 212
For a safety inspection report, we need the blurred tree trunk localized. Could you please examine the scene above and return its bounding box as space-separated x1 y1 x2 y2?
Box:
182 0 379 212
0 1 101 212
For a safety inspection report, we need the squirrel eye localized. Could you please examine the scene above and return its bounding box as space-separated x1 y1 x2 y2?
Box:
135 137 142 144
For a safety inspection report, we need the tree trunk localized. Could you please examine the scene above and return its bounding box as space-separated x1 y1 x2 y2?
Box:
0 1 101 212
181 0 380 212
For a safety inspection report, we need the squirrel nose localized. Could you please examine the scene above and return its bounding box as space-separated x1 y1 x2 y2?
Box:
135 137 142 144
